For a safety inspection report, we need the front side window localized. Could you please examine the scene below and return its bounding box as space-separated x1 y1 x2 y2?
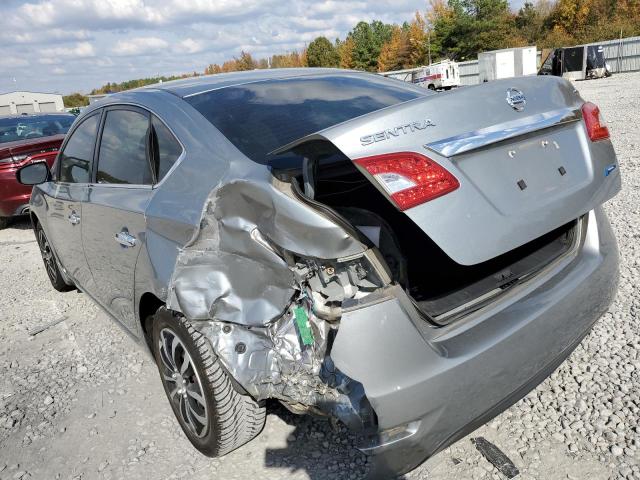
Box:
97 109 152 185
58 114 99 183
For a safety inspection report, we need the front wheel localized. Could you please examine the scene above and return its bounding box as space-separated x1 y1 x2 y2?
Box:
151 308 265 457
0 217 8 230
35 224 74 292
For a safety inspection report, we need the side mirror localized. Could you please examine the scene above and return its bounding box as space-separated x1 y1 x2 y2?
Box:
17 161 50 185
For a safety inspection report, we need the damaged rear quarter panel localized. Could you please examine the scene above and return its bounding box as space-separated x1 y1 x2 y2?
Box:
162 174 378 427
134 89 379 428
165 177 368 325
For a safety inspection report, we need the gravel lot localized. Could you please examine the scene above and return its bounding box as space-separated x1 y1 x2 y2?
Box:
1 72 639 480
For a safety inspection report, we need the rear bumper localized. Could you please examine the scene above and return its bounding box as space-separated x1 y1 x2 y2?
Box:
331 207 618 478
0 164 31 217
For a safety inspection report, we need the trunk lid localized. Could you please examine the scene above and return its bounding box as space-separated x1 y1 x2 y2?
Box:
274 76 620 265
8 134 65 157
0 134 65 165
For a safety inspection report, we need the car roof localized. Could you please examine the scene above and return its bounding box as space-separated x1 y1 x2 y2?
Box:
142 68 360 98
0 112 74 120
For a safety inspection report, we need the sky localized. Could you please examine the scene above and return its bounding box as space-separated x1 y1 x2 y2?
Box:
0 0 529 95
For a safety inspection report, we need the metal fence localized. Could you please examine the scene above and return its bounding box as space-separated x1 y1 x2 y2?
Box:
457 35 640 85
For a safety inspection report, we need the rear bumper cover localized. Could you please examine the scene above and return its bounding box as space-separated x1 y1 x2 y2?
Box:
331 207 618 477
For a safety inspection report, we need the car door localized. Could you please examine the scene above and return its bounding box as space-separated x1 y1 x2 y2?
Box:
44 112 101 292
81 106 157 332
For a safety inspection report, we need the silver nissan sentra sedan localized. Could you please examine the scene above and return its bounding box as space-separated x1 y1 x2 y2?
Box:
17 69 620 477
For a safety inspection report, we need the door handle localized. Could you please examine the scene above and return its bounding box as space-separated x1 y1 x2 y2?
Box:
68 212 80 225
115 231 136 248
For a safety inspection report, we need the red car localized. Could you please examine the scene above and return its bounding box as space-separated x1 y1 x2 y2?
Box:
0 113 75 228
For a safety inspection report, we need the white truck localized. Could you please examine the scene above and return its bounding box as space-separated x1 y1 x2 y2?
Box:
379 60 460 91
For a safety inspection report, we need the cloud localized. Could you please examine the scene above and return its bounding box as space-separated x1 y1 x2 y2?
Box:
177 38 204 55
0 28 90 46
113 36 169 55
41 41 96 58
15 0 277 29
0 0 427 94
5 56 29 68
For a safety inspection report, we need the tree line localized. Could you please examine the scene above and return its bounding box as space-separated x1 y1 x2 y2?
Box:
64 0 640 107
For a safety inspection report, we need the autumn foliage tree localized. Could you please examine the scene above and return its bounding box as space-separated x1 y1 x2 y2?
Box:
88 1 640 95
63 93 89 108
407 13 430 66
348 21 394 71
306 37 340 67
337 37 356 69
378 26 410 71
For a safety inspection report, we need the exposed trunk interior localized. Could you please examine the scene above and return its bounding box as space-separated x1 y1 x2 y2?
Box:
274 151 580 325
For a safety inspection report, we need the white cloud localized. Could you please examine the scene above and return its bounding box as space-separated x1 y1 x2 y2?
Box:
38 58 59 65
114 37 169 55
0 0 427 94
177 38 204 54
41 42 96 58
16 0 277 29
0 28 91 46
5 56 29 68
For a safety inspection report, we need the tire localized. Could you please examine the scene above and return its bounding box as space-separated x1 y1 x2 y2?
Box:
428 84 436 90
35 224 75 292
151 308 266 457
0 217 8 230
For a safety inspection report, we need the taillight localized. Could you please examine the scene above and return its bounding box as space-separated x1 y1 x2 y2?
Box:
582 102 609 142
354 152 459 211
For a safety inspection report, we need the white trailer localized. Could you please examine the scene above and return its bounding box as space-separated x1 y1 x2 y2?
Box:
379 60 461 91
478 46 537 83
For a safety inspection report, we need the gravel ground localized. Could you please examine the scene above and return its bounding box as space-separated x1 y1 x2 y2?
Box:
1 72 639 480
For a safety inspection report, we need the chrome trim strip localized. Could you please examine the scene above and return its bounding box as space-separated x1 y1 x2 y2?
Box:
425 107 582 157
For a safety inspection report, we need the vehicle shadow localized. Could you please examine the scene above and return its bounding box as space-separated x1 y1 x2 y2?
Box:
264 401 407 480
6 216 32 230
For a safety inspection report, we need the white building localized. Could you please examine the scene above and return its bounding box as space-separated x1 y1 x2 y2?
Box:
0 91 65 115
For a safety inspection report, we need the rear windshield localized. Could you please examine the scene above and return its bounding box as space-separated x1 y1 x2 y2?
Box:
0 115 74 144
185 73 427 166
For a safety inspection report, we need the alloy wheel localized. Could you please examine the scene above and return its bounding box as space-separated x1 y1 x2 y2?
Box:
37 228 58 283
158 328 209 438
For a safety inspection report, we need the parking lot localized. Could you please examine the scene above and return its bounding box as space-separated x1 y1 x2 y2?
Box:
1 73 639 480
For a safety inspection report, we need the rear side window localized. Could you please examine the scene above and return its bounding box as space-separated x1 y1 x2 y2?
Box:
97 109 152 185
151 115 182 182
185 73 426 165
59 114 99 183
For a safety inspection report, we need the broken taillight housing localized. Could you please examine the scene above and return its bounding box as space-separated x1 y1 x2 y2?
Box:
582 102 610 142
354 152 459 211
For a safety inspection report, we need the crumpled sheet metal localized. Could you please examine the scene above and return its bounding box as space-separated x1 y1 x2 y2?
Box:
200 305 332 403
166 178 367 326
198 305 367 429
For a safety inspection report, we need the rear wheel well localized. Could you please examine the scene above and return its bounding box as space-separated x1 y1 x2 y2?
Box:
139 292 165 351
29 212 39 228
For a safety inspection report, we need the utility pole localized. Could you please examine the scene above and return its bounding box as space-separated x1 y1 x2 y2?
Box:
428 31 432 65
